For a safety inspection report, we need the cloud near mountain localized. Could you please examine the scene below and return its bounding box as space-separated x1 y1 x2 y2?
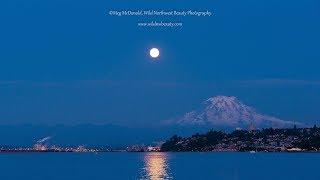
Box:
172 96 297 129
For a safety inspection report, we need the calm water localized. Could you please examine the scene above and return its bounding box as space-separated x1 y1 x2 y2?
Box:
0 152 319 180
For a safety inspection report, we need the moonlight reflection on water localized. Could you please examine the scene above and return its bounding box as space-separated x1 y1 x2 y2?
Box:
140 153 172 180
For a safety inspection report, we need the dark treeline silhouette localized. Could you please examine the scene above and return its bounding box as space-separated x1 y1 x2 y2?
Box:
161 125 320 152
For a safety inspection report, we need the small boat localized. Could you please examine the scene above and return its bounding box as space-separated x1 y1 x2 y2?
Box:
249 150 256 153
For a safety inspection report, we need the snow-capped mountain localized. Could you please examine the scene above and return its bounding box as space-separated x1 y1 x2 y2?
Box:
175 96 296 129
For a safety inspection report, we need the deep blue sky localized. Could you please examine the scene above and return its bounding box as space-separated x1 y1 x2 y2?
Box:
0 0 319 126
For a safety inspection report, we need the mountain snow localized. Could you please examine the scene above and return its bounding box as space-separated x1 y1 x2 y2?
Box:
176 96 296 129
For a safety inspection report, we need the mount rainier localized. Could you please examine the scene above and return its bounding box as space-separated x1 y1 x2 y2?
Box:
175 96 296 129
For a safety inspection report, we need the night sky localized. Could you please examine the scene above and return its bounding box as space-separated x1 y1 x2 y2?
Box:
0 0 319 126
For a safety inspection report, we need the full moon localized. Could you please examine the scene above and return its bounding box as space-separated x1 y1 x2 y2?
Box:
149 48 160 58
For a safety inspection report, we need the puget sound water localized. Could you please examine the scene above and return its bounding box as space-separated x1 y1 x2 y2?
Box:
0 152 319 180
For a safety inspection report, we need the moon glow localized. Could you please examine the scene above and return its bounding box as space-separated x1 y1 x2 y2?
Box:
150 48 160 58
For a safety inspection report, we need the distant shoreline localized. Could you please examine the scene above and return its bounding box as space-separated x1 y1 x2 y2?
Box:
160 126 320 152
